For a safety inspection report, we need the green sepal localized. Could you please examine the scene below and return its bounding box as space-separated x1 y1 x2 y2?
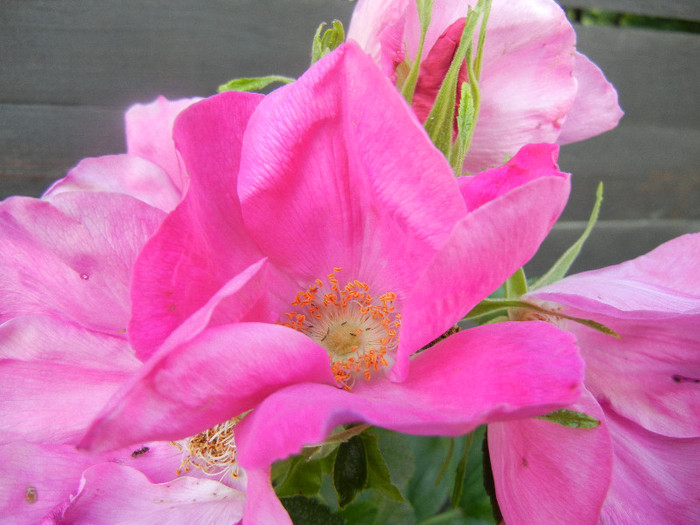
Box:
280 496 346 525
532 182 604 290
449 78 476 175
312 20 345 65
217 74 294 93
505 267 528 299
333 435 368 508
464 298 620 338
424 0 490 171
472 0 491 80
452 0 490 175
423 6 480 158
362 432 404 502
536 409 601 429
274 455 323 498
400 0 433 103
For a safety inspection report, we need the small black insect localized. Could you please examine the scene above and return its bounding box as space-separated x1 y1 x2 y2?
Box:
131 446 150 457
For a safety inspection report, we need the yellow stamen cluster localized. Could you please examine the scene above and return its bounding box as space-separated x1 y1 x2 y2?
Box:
281 268 401 390
175 418 240 481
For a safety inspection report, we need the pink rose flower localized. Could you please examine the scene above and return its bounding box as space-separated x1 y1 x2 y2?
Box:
348 0 623 172
43 96 199 211
489 233 700 524
0 97 255 524
79 43 584 522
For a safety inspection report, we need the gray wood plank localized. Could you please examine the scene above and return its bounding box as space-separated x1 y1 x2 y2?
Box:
525 219 700 274
0 0 355 107
0 104 124 199
558 123 700 221
574 24 699 128
2 0 698 279
561 0 700 21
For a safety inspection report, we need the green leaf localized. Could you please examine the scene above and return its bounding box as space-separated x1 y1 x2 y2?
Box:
464 298 620 338
434 437 455 486
504 268 528 299
536 409 601 429
450 432 473 508
217 74 294 93
275 455 323 498
333 435 368 508
463 298 515 321
405 435 462 521
401 0 433 104
458 427 496 523
416 508 467 525
361 432 404 502
281 496 346 525
340 492 415 525
302 424 371 461
311 20 345 64
532 182 604 290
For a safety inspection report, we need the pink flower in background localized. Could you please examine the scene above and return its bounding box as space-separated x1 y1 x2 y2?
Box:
79 43 583 522
43 96 199 211
0 97 259 524
348 0 623 172
489 233 700 524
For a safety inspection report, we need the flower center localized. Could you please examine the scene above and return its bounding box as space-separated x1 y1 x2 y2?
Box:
281 267 401 390
174 417 241 481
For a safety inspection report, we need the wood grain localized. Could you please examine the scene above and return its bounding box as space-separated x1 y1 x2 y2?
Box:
1 0 697 270
562 0 700 20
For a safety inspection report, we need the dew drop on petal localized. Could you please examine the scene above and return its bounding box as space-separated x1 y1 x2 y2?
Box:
80 273 89 281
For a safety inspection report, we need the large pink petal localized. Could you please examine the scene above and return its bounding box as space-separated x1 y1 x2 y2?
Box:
457 143 565 210
347 0 410 79
396 158 569 379
488 390 613 525
600 409 700 524
80 323 334 452
530 233 700 313
238 42 466 298
463 0 577 172
244 467 292 525
125 96 201 195
236 321 582 469
129 92 264 358
557 53 623 145
0 315 138 370
0 442 97 523
43 154 181 212
0 439 216 524
0 359 135 444
56 463 244 525
0 316 140 444
528 234 700 437
150 258 275 354
539 311 699 439
0 193 163 333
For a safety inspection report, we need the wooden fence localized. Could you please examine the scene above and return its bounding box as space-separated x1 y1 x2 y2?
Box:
1 0 698 273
